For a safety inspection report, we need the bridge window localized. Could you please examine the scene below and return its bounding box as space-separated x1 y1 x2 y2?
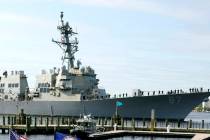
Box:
38 83 50 88
40 88 49 93
4 95 8 99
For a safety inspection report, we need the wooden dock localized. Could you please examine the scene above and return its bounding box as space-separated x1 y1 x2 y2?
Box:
0 111 210 139
0 124 73 134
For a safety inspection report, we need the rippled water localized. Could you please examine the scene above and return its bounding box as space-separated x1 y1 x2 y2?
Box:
0 134 191 140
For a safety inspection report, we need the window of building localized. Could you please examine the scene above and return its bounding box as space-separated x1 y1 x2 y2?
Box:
40 88 43 93
0 89 4 93
0 83 4 87
41 83 45 87
15 83 19 87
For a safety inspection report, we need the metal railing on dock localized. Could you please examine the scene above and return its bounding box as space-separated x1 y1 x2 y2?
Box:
95 117 210 133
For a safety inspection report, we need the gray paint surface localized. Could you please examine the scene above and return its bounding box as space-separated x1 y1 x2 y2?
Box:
0 92 209 120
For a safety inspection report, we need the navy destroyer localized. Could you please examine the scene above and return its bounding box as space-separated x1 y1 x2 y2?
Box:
0 12 210 120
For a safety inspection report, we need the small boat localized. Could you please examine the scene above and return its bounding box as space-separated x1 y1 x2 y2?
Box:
70 114 97 139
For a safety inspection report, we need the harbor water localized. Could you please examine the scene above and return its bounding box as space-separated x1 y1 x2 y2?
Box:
0 135 192 140
107 136 190 140
0 112 209 140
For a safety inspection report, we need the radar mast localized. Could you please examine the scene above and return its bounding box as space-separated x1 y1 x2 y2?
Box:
52 12 79 71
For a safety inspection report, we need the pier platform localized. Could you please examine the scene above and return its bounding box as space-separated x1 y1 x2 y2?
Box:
90 130 195 139
0 113 210 139
192 133 210 140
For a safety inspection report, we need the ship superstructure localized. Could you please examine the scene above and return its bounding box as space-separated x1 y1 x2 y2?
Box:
0 71 28 101
34 12 109 101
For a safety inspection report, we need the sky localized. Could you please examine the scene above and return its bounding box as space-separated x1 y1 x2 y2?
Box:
1 0 210 95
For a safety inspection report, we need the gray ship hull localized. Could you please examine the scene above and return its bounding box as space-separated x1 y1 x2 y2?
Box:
0 92 209 120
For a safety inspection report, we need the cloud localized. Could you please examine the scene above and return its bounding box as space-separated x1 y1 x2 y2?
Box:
0 11 56 44
63 0 209 23
161 30 210 54
0 12 53 27
2 0 208 23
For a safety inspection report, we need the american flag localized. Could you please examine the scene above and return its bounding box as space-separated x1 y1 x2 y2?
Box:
10 130 28 140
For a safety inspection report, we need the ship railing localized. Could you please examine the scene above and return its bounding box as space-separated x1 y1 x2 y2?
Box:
111 88 210 98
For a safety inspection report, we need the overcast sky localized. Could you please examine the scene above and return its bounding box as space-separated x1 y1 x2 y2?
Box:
1 0 210 95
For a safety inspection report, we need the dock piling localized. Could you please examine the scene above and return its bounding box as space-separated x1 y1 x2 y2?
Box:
189 120 192 128
40 116 43 125
11 116 13 126
178 120 180 128
150 109 155 131
8 116 10 125
143 118 145 127
26 116 31 133
165 119 168 127
121 118 124 130
132 118 135 130
34 116 37 127
57 117 60 127
14 116 16 125
67 117 70 126
102 118 104 127
3 116 5 125
51 116 54 125
46 117 49 131
202 120 204 129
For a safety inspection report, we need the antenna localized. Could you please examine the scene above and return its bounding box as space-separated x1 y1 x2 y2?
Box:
52 12 79 71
